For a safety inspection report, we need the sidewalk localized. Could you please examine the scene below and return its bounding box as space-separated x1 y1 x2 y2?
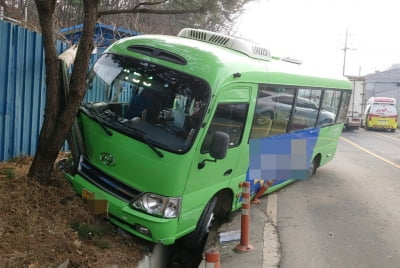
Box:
200 193 280 267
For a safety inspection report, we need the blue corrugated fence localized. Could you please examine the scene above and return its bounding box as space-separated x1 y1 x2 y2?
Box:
0 20 133 162
0 20 69 161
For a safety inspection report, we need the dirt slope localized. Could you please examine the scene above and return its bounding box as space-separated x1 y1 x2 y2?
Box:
0 156 150 267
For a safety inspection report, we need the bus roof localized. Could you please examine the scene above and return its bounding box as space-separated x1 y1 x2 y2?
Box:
105 29 352 91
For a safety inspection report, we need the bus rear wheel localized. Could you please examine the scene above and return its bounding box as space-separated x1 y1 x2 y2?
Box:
309 157 318 178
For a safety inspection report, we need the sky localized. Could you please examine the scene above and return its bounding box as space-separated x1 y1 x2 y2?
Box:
236 0 400 76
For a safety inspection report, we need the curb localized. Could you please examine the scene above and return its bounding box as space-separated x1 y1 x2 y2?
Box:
263 193 281 267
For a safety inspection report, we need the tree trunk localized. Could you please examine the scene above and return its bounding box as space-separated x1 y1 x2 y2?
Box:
29 0 216 184
29 0 99 184
28 0 60 184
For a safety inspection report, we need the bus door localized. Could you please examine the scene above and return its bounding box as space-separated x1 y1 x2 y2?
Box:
178 86 253 231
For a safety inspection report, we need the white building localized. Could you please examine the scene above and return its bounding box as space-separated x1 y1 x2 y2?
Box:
364 65 400 113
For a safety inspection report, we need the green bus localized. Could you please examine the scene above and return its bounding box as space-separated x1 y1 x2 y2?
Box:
65 28 352 249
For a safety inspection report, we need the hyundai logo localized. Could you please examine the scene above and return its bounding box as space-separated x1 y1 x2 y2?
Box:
99 152 116 166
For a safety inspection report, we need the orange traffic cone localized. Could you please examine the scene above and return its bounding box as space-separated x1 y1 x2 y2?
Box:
205 248 220 268
235 181 254 252
251 180 274 204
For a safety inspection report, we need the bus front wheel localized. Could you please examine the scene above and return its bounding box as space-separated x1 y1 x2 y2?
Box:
182 197 217 251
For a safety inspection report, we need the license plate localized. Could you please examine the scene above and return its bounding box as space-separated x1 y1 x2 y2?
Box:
82 188 108 216
378 120 388 124
82 188 94 200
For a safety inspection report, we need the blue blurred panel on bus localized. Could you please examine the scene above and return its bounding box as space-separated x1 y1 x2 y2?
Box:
247 128 319 195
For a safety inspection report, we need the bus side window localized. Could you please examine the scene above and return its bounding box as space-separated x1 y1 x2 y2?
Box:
252 85 295 138
201 103 248 153
318 89 341 126
290 88 321 131
337 91 351 123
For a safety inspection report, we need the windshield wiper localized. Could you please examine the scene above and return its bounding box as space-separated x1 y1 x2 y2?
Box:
80 105 163 157
80 105 113 136
123 119 164 158
140 135 164 158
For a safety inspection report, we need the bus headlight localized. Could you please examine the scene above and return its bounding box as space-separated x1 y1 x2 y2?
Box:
131 193 182 218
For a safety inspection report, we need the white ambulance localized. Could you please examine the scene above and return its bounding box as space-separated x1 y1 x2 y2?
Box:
363 97 398 132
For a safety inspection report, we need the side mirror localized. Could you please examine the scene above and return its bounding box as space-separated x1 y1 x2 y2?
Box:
210 131 229 159
198 131 229 169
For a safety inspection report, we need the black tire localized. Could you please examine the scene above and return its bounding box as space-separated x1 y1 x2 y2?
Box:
309 157 317 178
182 197 217 251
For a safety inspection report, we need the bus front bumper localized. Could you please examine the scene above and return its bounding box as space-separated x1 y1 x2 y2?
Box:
65 173 179 245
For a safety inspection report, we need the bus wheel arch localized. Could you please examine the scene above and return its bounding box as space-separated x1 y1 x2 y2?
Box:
181 196 217 251
180 189 233 251
310 154 321 177
213 188 234 221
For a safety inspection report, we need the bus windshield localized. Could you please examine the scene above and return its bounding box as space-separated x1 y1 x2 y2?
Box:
83 53 211 153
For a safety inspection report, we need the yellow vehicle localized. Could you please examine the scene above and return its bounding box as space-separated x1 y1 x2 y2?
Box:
363 97 398 132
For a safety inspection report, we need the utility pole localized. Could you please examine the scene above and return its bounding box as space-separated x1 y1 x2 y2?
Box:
342 29 356 76
342 29 349 76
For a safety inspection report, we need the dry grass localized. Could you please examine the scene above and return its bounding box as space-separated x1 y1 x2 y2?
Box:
0 155 151 268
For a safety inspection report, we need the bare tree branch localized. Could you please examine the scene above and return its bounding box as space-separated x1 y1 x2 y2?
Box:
132 0 168 9
98 1 206 18
0 0 7 9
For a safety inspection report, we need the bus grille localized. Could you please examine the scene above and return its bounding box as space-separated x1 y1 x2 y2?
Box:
78 157 141 202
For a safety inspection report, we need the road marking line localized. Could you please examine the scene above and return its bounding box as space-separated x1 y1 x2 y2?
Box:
340 136 400 169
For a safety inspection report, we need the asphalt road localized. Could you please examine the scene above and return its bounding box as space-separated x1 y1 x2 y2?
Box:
138 127 400 267
277 128 400 268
